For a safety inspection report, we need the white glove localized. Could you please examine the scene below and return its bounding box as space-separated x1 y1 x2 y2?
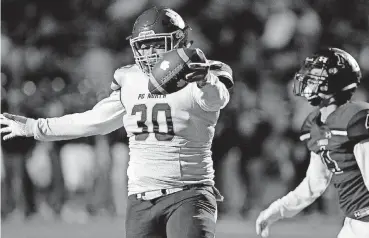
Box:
256 200 284 237
0 113 36 140
185 48 223 86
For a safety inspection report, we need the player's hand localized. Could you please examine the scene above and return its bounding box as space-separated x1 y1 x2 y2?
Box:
0 113 35 140
185 48 222 83
185 62 222 82
256 203 283 237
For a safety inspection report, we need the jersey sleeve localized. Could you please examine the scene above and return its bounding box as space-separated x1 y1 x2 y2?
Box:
33 89 126 141
299 110 318 141
111 65 135 91
347 109 369 142
190 73 230 112
190 60 232 112
208 60 234 89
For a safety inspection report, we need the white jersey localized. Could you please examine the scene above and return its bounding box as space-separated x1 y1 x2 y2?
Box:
32 63 232 195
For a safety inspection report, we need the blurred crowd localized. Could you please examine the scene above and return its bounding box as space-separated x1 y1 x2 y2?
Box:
1 0 369 223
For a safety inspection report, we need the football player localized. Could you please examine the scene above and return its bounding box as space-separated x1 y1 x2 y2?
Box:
0 7 233 238
256 48 369 238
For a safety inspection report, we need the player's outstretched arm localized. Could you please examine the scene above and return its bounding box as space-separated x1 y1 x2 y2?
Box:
1 91 125 141
186 50 232 112
256 152 332 237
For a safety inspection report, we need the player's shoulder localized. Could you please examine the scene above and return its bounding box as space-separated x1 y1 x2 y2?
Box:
345 101 369 142
340 101 369 117
300 108 320 141
111 64 140 91
208 59 233 89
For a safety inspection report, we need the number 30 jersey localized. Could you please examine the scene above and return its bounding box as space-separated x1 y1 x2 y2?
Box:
31 62 232 195
111 64 231 194
300 101 369 221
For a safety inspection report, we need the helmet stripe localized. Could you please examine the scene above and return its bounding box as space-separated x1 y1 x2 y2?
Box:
331 130 347 136
342 83 357 91
299 133 311 141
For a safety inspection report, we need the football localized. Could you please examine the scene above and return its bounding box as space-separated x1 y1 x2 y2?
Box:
148 48 206 94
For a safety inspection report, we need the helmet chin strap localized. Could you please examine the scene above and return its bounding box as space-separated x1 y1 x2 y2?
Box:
308 94 337 123
307 93 335 107
317 83 357 107
317 93 335 107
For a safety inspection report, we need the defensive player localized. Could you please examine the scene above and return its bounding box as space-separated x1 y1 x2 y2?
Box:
256 48 369 238
0 7 233 238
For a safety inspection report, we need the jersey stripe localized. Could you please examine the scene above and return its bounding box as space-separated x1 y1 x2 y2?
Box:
331 130 348 136
300 133 311 141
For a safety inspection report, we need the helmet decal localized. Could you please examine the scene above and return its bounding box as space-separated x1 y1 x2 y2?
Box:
165 9 186 29
318 56 328 64
332 48 360 72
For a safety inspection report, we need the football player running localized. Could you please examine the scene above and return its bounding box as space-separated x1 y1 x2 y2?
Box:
0 7 233 238
256 48 369 238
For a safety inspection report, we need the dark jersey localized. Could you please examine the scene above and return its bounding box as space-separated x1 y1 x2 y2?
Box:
300 101 369 221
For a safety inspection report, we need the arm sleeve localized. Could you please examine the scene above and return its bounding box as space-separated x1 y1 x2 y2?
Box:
353 139 369 191
275 152 332 218
299 110 319 141
191 72 230 112
33 90 126 141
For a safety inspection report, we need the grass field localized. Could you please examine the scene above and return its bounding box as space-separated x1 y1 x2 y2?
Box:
2 213 341 238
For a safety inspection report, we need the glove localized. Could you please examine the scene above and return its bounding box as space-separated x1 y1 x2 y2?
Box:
256 200 284 237
185 61 223 87
0 113 36 140
185 48 222 86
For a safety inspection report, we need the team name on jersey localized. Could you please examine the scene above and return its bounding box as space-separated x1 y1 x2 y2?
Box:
138 93 167 100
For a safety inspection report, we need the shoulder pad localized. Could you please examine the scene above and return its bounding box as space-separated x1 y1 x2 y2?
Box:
111 64 136 91
347 108 369 142
340 101 369 116
209 60 233 89
300 109 320 141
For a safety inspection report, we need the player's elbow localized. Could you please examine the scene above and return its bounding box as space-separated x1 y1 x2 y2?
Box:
199 88 229 111
218 88 230 110
309 176 331 198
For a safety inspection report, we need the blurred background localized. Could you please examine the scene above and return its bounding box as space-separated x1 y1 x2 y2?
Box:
1 0 369 237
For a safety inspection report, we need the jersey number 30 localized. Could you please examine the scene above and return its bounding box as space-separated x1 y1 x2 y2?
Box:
131 103 174 141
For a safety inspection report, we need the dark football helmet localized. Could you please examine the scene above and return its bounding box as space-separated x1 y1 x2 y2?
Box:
128 7 190 74
293 48 361 106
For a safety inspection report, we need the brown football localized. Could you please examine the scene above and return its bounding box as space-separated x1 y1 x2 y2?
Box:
148 48 206 94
